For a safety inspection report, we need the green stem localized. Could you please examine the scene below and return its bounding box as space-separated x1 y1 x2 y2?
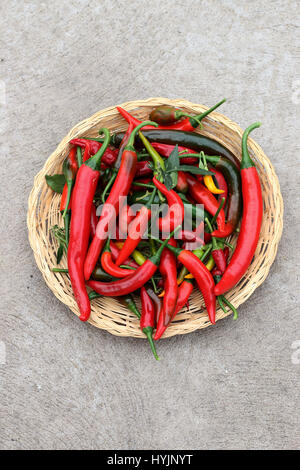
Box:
190 98 226 127
85 128 111 171
241 122 261 169
210 197 225 226
143 327 160 361
125 121 158 151
77 146 83 167
62 180 73 219
101 170 117 204
133 181 156 189
52 268 68 273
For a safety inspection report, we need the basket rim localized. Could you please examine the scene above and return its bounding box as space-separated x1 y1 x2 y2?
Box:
27 97 284 338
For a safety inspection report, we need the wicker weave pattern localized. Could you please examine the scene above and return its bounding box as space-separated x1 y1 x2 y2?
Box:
27 98 283 338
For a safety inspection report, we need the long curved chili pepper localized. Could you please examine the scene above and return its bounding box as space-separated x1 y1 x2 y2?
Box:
84 121 158 281
68 128 111 322
204 155 242 237
154 241 216 324
115 189 157 267
159 237 178 326
154 278 194 340
117 99 225 132
210 168 228 203
109 240 139 269
205 218 227 274
70 138 118 167
90 203 98 239
100 239 134 278
146 287 163 326
153 177 184 233
61 147 78 217
185 174 231 237
112 129 240 168
140 287 160 361
87 229 178 297
215 123 263 295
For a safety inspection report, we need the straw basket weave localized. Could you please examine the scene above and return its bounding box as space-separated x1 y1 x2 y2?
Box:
27 98 283 338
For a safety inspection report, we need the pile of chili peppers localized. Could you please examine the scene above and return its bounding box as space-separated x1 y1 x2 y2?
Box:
46 98 263 360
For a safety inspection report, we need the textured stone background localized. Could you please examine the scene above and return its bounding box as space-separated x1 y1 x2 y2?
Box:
1 0 299 450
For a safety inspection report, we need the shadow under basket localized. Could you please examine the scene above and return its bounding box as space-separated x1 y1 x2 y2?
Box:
27 98 283 338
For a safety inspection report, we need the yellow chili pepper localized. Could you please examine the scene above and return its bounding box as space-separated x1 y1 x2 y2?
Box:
203 175 224 194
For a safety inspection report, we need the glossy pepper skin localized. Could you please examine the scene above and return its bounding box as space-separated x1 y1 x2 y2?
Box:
154 279 193 340
146 287 163 326
109 240 139 269
159 238 178 326
87 231 176 297
151 143 199 165
84 121 158 281
101 240 135 278
152 177 184 233
117 99 225 132
205 155 242 237
186 174 232 238
68 129 111 322
210 168 228 203
112 129 240 168
215 123 263 296
140 287 160 361
157 242 216 325
69 138 118 168
116 189 157 267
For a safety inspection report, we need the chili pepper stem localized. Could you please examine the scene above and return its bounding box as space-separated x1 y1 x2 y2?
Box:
241 122 261 169
210 197 225 226
143 327 160 361
62 181 72 219
191 99 226 127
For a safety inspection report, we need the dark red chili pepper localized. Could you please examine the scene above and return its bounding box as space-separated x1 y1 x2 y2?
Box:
101 239 134 278
117 99 225 132
68 129 110 322
152 177 184 233
206 218 227 274
109 240 139 269
70 138 118 167
154 278 194 340
176 171 188 193
151 143 199 165
87 230 177 296
146 287 163 326
159 238 178 325
135 160 153 178
155 241 216 325
212 247 230 276
114 121 134 169
116 189 157 266
84 121 157 281
140 287 159 361
215 123 263 295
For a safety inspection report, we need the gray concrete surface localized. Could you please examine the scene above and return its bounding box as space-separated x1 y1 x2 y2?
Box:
0 0 299 450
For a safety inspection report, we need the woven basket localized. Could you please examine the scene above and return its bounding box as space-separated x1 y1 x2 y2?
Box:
27 98 283 338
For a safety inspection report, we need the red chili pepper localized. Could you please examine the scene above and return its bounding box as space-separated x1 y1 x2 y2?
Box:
87 231 176 296
186 174 233 238
118 203 135 239
146 287 163 326
159 238 178 325
135 160 153 178
152 177 184 233
68 129 111 322
100 240 134 278
212 247 230 276
70 138 118 167
116 189 157 266
176 171 188 193
210 168 228 203
109 240 139 269
84 121 157 281
140 287 159 361
151 143 199 165
155 241 216 324
117 99 225 132
215 123 263 295
60 147 78 213
206 218 227 274
90 203 98 239
154 279 194 340
114 121 135 169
